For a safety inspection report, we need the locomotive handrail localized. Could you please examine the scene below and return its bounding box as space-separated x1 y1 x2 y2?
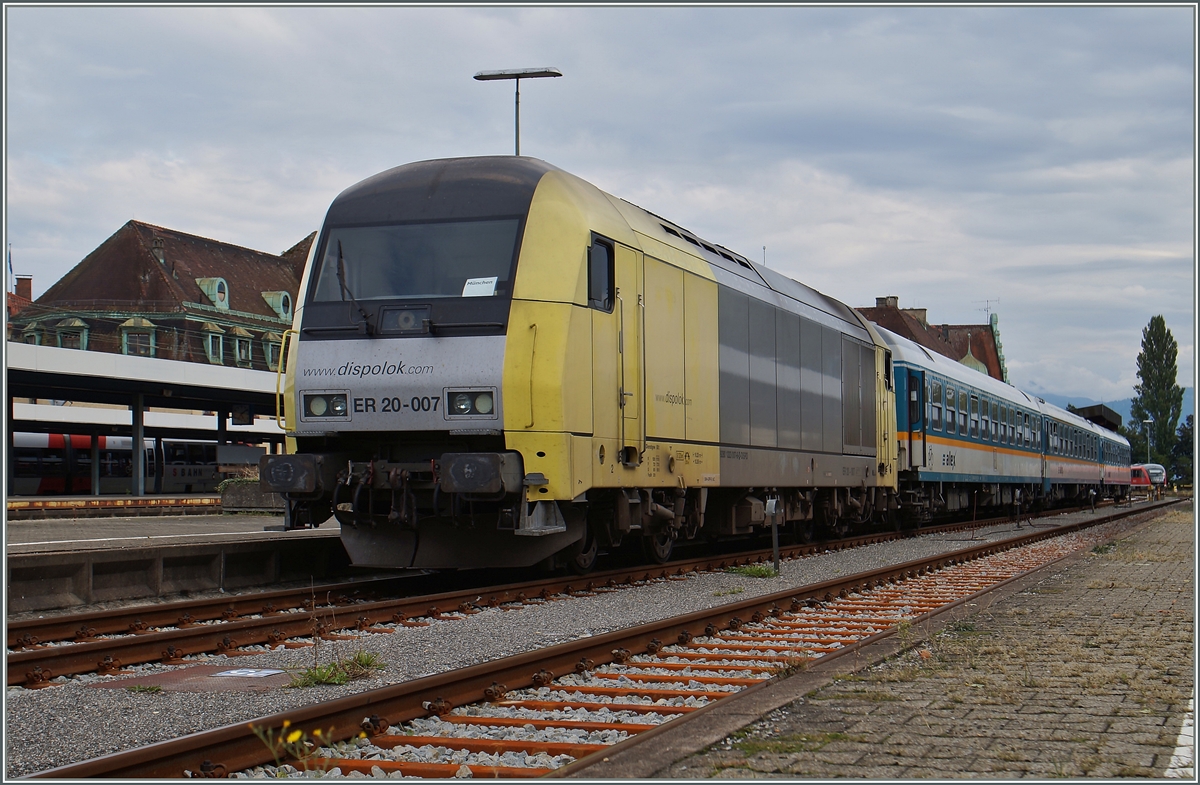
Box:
275 328 298 431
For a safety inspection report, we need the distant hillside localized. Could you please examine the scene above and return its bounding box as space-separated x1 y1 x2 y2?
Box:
1037 388 1194 430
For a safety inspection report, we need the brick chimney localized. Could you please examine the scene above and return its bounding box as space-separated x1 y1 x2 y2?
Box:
15 275 32 301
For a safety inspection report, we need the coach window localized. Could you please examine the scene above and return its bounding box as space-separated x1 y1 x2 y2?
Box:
588 236 614 312
944 386 955 433
958 391 968 433
969 395 980 438
980 397 989 441
931 380 942 430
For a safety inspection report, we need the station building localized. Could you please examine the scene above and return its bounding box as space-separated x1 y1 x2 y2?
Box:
857 295 1009 383
7 220 313 373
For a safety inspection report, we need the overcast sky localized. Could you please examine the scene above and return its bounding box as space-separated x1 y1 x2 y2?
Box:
4 5 1195 404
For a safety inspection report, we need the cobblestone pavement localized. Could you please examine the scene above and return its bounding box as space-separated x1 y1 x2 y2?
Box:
663 504 1194 779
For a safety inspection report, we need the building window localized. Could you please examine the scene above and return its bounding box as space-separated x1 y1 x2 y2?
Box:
196 277 231 310
229 326 254 367
263 333 283 371
236 337 251 365
55 318 89 350
120 317 157 357
201 321 225 364
127 333 152 356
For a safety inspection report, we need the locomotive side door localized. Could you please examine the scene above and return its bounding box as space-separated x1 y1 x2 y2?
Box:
907 369 926 468
615 244 644 465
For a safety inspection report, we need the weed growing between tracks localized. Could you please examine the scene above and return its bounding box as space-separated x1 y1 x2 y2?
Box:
249 720 367 775
286 649 386 688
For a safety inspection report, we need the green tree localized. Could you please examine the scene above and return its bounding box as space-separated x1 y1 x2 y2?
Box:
1170 414 1193 485
1129 315 1184 465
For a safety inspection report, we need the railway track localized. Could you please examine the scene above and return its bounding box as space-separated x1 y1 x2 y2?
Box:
26 498 1181 779
5 502 1122 688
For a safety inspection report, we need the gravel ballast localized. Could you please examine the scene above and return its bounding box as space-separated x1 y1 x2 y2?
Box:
3 509 1152 778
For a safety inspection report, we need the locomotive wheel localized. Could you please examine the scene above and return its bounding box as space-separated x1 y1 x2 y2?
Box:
643 530 674 564
794 519 816 544
567 527 599 575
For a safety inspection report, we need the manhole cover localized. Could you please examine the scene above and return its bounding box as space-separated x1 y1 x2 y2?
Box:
89 664 292 692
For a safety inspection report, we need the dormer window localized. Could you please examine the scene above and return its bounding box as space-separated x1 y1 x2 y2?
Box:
196 277 230 310
120 317 157 357
262 290 293 320
22 322 42 345
56 317 89 350
230 326 254 367
263 332 283 371
201 322 225 364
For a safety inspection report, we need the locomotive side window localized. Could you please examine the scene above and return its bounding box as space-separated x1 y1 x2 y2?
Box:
588 237 614 312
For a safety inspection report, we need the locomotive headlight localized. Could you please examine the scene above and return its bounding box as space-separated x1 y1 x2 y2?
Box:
446 389 498 418
303 392 349 418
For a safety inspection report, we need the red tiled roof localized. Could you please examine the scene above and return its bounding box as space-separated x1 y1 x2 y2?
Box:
36 220 305 319
7 290 33 318
857 304 1005 381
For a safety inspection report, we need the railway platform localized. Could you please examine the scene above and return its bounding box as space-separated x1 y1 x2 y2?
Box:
6 512 348 615
576 502 1195 779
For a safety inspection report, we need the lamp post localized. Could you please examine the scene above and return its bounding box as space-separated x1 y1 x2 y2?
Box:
473 67 562 156
1143 418 1154 464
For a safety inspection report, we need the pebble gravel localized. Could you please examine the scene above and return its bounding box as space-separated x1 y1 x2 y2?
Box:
3 510 1132 778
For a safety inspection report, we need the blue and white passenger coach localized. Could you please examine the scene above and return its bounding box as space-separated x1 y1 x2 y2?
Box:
881 327 1130 523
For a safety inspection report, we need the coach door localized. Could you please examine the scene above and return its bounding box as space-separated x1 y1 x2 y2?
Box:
907 369 926 468
616 244 644 465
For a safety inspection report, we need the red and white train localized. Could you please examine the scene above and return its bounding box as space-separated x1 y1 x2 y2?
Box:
9 433 221 495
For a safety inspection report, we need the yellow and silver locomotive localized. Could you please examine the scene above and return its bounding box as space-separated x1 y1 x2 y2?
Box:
261 156 897 571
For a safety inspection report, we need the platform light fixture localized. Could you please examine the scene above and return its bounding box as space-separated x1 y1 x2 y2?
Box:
473 67 562 156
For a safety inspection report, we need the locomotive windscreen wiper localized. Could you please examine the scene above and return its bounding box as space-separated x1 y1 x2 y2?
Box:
336 240 375 336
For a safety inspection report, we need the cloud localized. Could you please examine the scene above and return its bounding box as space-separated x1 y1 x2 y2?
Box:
4 5 1193 401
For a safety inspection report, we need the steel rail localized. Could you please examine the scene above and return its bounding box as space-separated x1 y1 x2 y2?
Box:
4 528 879 686
6 499 1101 647
26 498 1180 779
4 500 1142 686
